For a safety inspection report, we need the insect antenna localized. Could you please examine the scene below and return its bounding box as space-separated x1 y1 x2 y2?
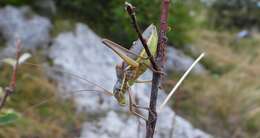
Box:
23 88 113 114
21 62 113 96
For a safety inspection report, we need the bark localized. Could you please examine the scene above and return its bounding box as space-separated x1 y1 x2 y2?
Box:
146 0 170 137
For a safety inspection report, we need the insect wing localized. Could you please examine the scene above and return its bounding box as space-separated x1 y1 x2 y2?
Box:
102 39 139 67
129 24 158 60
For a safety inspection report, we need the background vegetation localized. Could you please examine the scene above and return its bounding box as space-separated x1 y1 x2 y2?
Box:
1 0 260 138
0 58 83 138
209 0 260 29
54 0 197 47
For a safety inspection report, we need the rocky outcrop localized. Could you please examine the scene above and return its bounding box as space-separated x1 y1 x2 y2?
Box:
0 6 51 56
49 23 211 138
166 47 206 74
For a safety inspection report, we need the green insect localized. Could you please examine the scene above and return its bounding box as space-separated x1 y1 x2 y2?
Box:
102 24 158 106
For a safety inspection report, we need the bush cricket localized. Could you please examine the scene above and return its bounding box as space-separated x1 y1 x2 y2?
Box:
102 24 158 119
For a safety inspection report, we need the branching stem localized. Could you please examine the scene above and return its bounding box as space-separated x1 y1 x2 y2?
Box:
125 2 158 70
146 0 170 138
0 39 21 110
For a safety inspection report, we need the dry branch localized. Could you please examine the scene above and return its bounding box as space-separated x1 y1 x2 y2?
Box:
125 2 158 70
0 39 21 110
146 0 170 138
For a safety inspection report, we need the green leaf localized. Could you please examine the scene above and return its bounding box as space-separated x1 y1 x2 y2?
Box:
0 109 20 125
18 53 32 64
1 53 32 67
0 87 3 97
2 58 16 67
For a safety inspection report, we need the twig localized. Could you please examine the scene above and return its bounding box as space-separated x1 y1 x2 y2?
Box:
125 2 158 70
0 39 21 110
146 0 170 138
158 53 205 113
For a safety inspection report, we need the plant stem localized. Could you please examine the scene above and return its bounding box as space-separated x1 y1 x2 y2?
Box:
0 39 21 111
146 0 170 138
125 2 158 70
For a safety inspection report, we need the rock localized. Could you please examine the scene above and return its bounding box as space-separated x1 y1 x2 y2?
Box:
236 30 250 39
166 47 206 75
49 23 119 113
49 23 212 138
0 6 52 56
231 30 251 44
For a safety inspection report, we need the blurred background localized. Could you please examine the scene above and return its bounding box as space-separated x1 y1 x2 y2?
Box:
0 0 260 138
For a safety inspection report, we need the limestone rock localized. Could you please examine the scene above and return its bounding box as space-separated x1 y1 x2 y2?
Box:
166 47 206 74
0 6 51 56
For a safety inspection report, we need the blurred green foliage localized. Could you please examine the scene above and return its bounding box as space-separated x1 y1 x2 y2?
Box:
0 0 33 6
0 59 82 137
0 110 19 125
209 0 260 29
55 0 196 47
1 0 199 46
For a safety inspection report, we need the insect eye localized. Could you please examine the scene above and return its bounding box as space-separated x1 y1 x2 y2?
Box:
116 64 124 78
116 64 122 69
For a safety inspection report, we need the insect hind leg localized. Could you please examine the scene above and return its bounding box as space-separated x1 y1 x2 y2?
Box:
128 89 147 121
127 88 156 122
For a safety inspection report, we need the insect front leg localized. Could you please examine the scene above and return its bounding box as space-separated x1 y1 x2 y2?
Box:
135 80 152 83
144 62 166 76
127 84 157 122
127 90 157 124
127 88 147 121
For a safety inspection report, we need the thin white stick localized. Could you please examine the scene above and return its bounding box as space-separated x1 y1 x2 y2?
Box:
158 53 205 113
